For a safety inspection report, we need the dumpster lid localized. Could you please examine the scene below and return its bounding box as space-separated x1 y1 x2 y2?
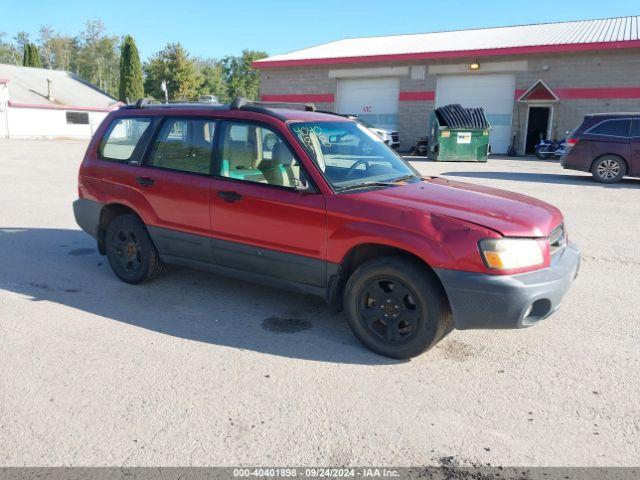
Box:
435 104 489 129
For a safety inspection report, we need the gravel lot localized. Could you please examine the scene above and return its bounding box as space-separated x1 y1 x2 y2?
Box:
0 139 639 467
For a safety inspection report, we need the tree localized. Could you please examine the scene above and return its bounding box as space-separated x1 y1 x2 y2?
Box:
13 31 30 59
118 35 144 102
0 32 20 65
195 57 227 102
38 25 55 68
220 50 268 101
49 35 77 71
23 43 42 67
76 21 120 97
144 43 201 101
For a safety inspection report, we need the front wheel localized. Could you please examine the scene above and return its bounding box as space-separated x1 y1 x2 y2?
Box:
591 156 626 183
535 147 551 160
343 257 452 359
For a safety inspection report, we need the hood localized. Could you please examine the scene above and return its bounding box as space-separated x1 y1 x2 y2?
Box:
365 177 563 237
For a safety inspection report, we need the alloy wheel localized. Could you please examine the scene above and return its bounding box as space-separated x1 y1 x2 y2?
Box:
597 158 621 180
112 228 143 273
357 277 421 344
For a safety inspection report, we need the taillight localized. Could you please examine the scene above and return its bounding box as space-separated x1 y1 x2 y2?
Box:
566 138 579 147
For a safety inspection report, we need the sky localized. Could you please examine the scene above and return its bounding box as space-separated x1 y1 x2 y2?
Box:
1 0 638 60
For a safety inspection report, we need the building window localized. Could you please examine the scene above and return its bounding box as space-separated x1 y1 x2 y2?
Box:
66 111 89 125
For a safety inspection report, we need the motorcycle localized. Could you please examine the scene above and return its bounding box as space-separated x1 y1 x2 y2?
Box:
535 137 566 159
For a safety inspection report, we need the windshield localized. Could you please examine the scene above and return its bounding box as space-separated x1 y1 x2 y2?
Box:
290 121 418 191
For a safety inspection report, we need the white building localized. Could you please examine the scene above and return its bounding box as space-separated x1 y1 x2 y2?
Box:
0 64 121 139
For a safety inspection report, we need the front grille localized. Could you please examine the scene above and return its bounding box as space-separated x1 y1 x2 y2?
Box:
549 224 566 260
391 132 399 143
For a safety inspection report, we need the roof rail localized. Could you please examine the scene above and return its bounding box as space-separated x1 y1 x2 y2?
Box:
316 110 351 118
135 98 150 108
230 97 316 112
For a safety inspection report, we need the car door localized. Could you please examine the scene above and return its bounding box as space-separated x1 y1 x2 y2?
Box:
135 116 217 262
209 120 327 287
630 118 640 176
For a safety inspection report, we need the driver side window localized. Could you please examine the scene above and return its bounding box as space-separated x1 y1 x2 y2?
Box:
218 122 306 188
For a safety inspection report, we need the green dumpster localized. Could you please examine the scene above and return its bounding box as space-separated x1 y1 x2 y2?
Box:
427 104 491 162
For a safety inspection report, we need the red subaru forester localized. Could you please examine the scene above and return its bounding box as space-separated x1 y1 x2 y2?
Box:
73 98 580 359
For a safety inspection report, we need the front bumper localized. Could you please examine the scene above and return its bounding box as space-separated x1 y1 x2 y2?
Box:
434 243 580 329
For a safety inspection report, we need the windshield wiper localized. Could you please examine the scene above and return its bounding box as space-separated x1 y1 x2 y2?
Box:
389 174 419 183
335 181 397 192
336 175 421 192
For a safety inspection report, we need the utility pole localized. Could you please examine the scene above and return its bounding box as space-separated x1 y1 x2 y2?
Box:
161 80 168 104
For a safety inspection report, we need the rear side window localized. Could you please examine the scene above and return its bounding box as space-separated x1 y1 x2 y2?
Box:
586 119 631 137
147 118 216 174
101 117 152 162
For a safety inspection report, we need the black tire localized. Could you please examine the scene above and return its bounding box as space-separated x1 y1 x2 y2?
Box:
105 214 163 284
535 148 550 160
343 256 452 359
591 155 626 183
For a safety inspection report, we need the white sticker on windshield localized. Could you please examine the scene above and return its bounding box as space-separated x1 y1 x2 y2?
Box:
457 132 472 144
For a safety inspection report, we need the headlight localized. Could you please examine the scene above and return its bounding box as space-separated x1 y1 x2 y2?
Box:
479 238 544 270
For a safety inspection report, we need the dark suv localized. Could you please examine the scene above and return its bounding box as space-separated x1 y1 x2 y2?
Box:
73 98 579 359
561 113 640 183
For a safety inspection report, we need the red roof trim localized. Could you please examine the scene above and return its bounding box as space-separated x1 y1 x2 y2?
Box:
556 87 640 99
399 91 435 101
8 100 121 112
253 39 640 68
515 86 640 100
261 93 334 103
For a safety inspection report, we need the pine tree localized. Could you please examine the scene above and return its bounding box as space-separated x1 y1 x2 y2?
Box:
23 43 42 67
118 35 144 102
22 44 31 66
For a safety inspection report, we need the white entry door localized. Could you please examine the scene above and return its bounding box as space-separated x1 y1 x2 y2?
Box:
337 78 399 130
436 74 516 154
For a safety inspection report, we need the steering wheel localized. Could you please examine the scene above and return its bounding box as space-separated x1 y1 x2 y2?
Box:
344 159 370 179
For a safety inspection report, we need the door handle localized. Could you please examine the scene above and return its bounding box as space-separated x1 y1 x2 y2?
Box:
136 176 155 187
217 190 243 203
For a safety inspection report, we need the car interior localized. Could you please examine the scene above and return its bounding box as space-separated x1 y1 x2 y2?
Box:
219 123 302 188
149 119 215 174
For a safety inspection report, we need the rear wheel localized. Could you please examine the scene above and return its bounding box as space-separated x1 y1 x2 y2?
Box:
591 155 626 183
105 214 163 284
343 256 452 359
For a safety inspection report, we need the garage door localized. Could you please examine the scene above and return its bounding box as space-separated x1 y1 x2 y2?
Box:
436 74 515 154
337 78 399 130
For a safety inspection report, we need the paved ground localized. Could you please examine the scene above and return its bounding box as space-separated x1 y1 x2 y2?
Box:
0 139 639 467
